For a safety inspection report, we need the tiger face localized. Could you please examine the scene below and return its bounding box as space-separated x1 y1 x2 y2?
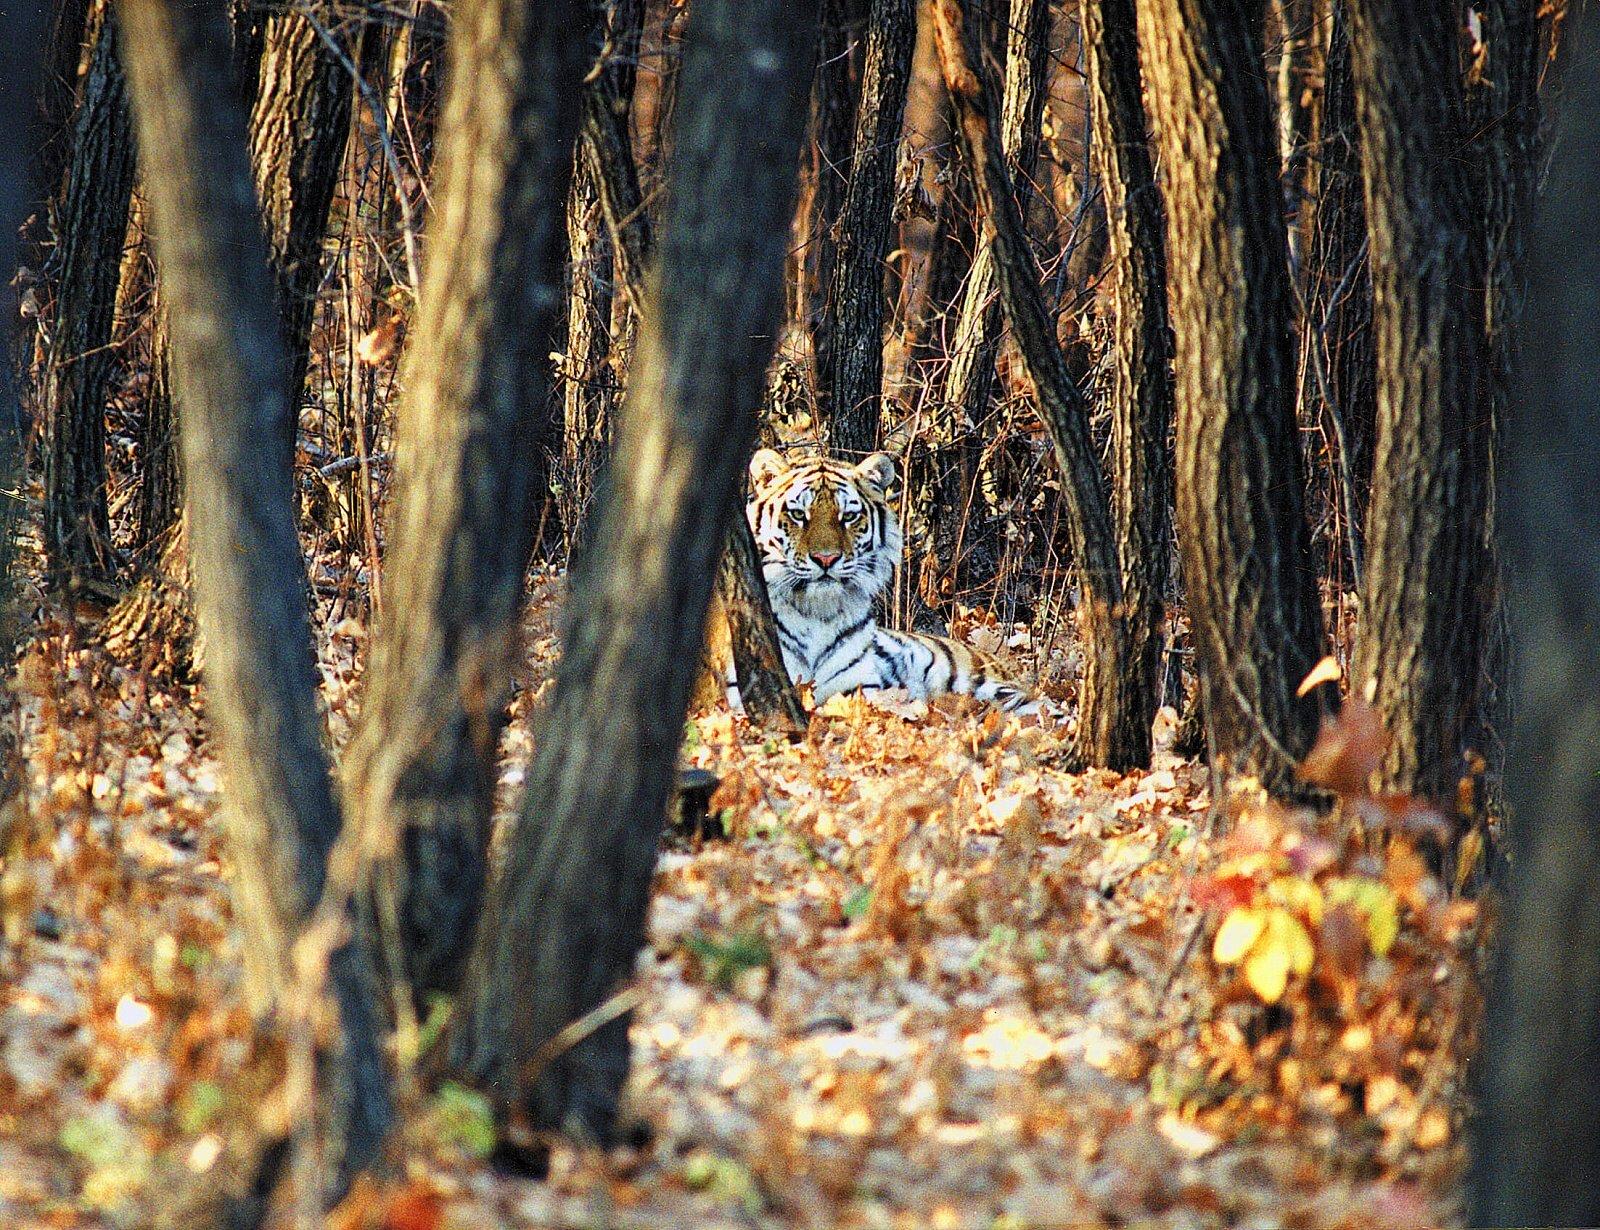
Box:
747 449 902 619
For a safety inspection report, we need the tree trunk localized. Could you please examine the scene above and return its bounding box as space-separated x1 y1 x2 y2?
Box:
136 290 181 549
1082 0 1175 774
1298 1 1374 583
342 0 590 1002
1470 19 1600 1218
580 0 648 315
819 0 913 457
117 0 390 1197
560 163 614 546
720 512 808 733
940 0 1048 470
1466 0 1541 799
1134 0 1330 794
42 12 133 591
33 0 95 204
803 0 864 336
932 0 1144 770
1346 0 1489 806
450 0 816 1147
246 0 356 435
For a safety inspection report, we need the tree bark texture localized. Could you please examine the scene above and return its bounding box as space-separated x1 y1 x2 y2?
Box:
117 0 389 1185
341 0 591 1000
33 0 94 203
933 0 1145 770
1466 0 1541 790
804 0 865 335
1298 2 1374 583
720 511 808 734
42 13 133 590
1346 0 1489 806
1134 0 1329 793
580 0 648 314
1082 0 1175 774
1470 21 1600 1219
136 291 181 549
942 0 1048 452
561 163 615 542
819 0 913 458
450 0 816 1144
245 0 356 430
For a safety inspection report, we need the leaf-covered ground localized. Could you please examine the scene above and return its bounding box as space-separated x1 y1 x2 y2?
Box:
0 573 1480 1229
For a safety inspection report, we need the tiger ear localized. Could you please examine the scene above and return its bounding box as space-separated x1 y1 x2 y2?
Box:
748 448 786 491
853 452 898 498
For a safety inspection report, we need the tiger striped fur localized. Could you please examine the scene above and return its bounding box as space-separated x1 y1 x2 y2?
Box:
745 449 1030 711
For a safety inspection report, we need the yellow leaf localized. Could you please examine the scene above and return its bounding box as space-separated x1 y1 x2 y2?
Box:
1244 932 1291 1002
1266 875 1324 925
1213 907 1266 965
1296 654 1342 697
1242 909 1315 1003
1327 876 1400 957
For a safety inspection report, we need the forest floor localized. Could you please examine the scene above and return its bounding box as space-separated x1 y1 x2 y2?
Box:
0 570 1482 1230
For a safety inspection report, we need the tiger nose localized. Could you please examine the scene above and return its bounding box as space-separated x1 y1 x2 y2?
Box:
810 550 842 570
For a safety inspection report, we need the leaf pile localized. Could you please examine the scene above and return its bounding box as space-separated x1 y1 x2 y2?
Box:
0 577 1479 1228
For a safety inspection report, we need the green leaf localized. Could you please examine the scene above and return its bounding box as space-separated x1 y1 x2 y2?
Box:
432 1081 497 1158
842 884 873 921
684 929 772 990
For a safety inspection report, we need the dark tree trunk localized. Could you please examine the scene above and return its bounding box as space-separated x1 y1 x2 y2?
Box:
117 0 390 1198
136 291 181 550
581 0 648 314
933 0 1145 771
42 13 133 591
720 512 808 734
33 0 95 203
0 0 47 716
804 0 864 334
819 0 913 457
1134 0 1330 794
450 0 816 1146
341 0 591 1000
1083 0 1175 774
942 0 1048 455
1298 1 1374 583
1470 20 1600 1219
1466 0 1541 796
246 0 356 434
1346 0 1489 806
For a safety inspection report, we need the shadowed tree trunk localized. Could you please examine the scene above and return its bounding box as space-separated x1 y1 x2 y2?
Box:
720 512 809 733
450 0 816 1146
1298 1 1374 582
933 0 1146 770
819 0 913 457
117 0 390 1203
1467 0 1541 798
1470 19 1600 1219
42 13 133 591
1083 0 1174 773
804 0 864 335
581 0 648 312
246 0 356 436
1346 0 1489 807
33 0 94 203
940 0 1048 484
1134 0 1329 793
341 0 592 1000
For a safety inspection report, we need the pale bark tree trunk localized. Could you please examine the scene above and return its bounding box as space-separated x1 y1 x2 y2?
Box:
933 0 1146 770
450 0 816 1147
820 0 913 457
42 13 133 591
1346 0 1489 806
1134 0 1330 793
117 0 390 1204
1470 19 1600 1218
341 0 592 1000
1083 0 1174 771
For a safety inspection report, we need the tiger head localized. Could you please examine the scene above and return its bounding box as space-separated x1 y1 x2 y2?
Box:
747 449 903 618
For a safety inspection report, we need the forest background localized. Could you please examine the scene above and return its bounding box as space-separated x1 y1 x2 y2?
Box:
2 0 1599 1227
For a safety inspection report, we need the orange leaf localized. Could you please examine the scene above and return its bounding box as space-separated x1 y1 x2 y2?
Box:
1297 699 1386 796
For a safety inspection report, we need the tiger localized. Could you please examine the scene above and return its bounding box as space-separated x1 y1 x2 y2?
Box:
727 447 1031 711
